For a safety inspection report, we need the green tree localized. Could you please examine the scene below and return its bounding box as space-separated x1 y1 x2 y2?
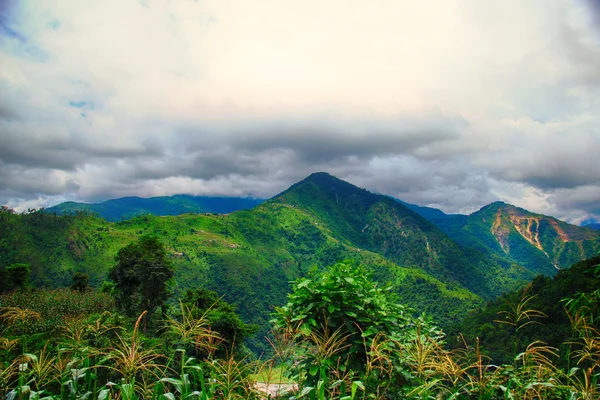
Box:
70 272 90 292
109 236 174 323
6 263 30 291
182 288 258 358
273 260 441 389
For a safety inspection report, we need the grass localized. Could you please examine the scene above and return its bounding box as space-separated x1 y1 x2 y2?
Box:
0 287 599 399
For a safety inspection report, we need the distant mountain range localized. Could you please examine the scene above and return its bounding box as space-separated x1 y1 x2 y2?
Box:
46 181 599 233
3 172 599 354
47 195 264 221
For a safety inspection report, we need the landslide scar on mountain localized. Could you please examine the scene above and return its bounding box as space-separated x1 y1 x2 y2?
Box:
511 216 545 252
548 219 570 241
491 208 510 253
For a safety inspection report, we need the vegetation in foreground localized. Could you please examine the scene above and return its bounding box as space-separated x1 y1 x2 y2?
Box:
1 251 600 399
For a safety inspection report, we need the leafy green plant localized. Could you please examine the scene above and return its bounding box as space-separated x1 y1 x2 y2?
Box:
273 260 442 396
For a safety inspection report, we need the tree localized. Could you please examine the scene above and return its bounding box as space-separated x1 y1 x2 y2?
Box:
109 236 174 323
273 260 442 390
182 288 258 358
70 272 90 292
6 263 30 291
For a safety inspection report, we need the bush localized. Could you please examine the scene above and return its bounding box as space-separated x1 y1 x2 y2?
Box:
273 260 442 393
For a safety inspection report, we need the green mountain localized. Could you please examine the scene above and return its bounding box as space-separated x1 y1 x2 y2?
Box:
2 173 598 354
46 195 264 221
432 201 600 276
271 173 535 299
393 198 452 220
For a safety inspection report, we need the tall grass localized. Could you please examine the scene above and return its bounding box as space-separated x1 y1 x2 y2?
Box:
1 287 600 399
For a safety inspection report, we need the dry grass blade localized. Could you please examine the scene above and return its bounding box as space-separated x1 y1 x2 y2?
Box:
267 323 299 362
494 293 547 330
210 355 259 399
21 343 60 390
517 340 558 369
162 301 222 356
105 311 165 383
0 307 42 326
307 324 351 362
0 336 19 352
0 358 19 394
61 315 88 351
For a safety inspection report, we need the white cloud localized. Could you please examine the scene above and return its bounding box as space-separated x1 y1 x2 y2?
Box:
1 0 599 223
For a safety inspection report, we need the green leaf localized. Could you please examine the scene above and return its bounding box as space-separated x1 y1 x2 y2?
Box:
300 323 312 336
97 389 110 400
297 279 311 289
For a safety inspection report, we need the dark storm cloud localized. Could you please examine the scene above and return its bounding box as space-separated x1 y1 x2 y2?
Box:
232 119 464 163
173 113 466 168
0 165 75 196
0 120 165 170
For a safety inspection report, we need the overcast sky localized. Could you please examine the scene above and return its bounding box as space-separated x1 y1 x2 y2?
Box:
1 0 600 223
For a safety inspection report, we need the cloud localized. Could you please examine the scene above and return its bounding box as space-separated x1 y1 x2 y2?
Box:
0 0 599 224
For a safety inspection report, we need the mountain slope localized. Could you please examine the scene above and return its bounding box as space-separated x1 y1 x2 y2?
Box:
432 201 600 275
0 190 483 353
270 173 532 299
47 195 264 221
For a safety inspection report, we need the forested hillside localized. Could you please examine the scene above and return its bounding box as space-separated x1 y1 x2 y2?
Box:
47 195 264 221
449 254 600 365
2 173 599 356
433 202 600 276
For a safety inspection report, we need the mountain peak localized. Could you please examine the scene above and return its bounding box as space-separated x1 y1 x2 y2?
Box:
476 201 529 217
275 172 372 201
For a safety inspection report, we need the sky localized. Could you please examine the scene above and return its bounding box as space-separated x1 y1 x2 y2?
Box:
1 0 599 224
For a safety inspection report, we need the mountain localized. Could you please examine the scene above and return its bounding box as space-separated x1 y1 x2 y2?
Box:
393 198 452 220
581 219 600 231
432 201 600 276
46 195 264 221
270 173 536 298
0 173 488 353
2 173 598 354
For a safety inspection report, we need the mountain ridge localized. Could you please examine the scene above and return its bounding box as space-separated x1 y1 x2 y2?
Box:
46 194 264 221
432 201 600 275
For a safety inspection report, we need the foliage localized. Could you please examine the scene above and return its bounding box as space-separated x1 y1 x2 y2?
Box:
273 260 443 392
0 256 599 398
5 263 30 292
70 271 90 292
0 289 262 400
109 235 175 322
449 255 600 365
181 288 258 358
1 173 598 357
